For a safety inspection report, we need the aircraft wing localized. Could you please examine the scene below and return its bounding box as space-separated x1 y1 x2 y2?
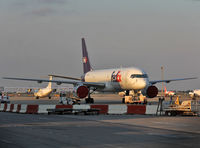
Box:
3 77 105 88
48 74 81 81
149 77 197 85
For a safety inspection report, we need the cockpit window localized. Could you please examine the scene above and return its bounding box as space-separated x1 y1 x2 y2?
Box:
130 74 148 78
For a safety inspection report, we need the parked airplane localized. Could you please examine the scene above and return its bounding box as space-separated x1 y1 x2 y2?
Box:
189 89 200 98
164 86 175 96
3 38 197 103
34 76 53 99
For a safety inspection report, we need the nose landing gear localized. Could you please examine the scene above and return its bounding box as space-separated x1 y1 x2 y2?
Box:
122 90 147 104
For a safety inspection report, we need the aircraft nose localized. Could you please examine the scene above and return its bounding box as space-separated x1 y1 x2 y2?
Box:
138 79 147 89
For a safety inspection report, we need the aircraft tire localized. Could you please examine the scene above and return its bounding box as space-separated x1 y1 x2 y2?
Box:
171 111 177 116
90 98 94 103
85 98 94 104
36 96 39 99
48 96 51 99
85 98 89 104
143 99 147 104
122 98 125 103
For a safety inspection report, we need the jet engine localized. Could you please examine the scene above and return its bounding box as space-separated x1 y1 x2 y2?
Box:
73 85 89 99
142 85 158 98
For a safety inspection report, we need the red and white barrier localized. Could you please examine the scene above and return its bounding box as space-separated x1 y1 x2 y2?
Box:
0 103 4 111
38 105 56 114
9 104 14 112
19 104 27 113
12 104 18 112
91 105 108 114
145 105 157 115
127 105 146 114
0 103 158 115
6 104 11 112
73 104 90 110
26 105 38 114
108 105 127 114
3 103 7 112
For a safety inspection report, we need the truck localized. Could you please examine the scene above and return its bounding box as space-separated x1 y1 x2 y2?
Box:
164 98 199 116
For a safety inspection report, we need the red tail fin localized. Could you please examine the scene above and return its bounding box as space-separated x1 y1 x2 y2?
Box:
164 86 167 93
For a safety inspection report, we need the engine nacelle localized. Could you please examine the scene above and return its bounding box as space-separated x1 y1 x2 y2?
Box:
142 85 158 98
73 85 89 99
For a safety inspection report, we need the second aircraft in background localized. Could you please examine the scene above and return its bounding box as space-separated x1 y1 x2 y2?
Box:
164 86 176 97
189 89 200 98
34 76 53 99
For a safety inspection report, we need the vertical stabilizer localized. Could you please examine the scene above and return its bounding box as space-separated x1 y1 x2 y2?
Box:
82 38 92 74
47 76 52 89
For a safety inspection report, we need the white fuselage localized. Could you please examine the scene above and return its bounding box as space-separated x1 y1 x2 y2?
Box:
34 88 52 98
194 89 200 96
34 76 53 98
84 67 149 92
189 89 200 97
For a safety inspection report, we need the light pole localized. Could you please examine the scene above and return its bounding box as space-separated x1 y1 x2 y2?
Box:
161 66 164 97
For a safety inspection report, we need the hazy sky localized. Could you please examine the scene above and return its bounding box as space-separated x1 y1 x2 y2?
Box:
0 0 200 90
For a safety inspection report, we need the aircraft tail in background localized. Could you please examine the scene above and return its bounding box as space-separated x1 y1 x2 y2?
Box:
164 86 175 96
164 86 167 94
47 76 52 89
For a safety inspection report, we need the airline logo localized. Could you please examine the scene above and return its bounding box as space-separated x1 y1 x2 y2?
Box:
83 57 87 63
111 71 121 82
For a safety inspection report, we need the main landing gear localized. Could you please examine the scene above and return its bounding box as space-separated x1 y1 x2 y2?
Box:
85 97 94 104
85 88 96 104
